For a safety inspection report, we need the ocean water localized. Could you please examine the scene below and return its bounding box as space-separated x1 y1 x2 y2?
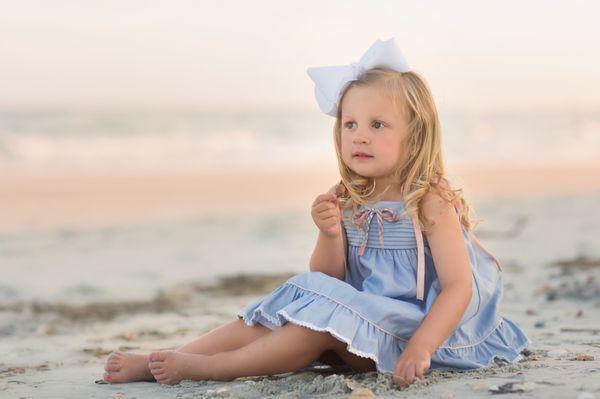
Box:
0 107 598 172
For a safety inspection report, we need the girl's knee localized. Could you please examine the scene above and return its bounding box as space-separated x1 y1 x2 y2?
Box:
285 323 339 349
237 318 271 332
333 347 377 372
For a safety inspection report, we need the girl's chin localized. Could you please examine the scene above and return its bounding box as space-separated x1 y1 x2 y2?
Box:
348 168 394 181
349 169 379 179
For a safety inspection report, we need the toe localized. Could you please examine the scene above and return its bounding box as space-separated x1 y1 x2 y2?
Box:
104 370 129 384
157 376 172 385
105 371 124 383
149 351 169 362
149 363 163 372
149 361 159 371
108 351 123 360
151 371 166 380
105 362 120 372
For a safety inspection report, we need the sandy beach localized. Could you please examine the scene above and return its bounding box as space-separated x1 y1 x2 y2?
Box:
1 165 600 398
2 0 600 396
1 162 599 233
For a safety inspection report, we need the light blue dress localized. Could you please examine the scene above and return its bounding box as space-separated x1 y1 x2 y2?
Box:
237 199 531 373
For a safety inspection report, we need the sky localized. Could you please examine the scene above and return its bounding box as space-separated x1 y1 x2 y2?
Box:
1 0 599 111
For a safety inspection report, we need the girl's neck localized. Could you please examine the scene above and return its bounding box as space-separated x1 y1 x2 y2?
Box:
372 178 403 201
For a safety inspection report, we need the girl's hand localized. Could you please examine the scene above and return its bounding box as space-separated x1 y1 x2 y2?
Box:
392 345 431 388
311 190 342 238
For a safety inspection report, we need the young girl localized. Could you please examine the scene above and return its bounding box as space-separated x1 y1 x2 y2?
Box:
103 37 530 388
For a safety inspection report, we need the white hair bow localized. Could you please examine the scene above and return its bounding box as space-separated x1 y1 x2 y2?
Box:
306 38 411 117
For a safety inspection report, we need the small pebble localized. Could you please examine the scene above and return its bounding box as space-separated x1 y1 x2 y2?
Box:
489 381 537 394
571 353 594 361
350 388 375 397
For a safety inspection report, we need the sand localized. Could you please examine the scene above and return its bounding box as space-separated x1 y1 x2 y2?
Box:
1 164 600 398
2 259 600 398
1 162 599 233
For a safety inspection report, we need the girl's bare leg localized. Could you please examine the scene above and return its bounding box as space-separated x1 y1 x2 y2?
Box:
147 322 341 384
104 318 271 383
176 318 271 354
207 323 337 380
178 320 352 371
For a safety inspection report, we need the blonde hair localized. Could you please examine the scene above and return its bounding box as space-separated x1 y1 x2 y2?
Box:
334 67 479 234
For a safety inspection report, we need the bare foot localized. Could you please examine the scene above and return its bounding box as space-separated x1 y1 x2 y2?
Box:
148 350 211 385
103 351 155 383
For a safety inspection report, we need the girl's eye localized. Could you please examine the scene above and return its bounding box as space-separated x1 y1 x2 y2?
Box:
344 121 385 129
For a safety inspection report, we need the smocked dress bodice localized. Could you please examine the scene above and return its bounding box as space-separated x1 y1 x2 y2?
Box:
341 199 502 303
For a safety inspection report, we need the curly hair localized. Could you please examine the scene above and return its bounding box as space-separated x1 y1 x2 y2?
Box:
333 67 480 234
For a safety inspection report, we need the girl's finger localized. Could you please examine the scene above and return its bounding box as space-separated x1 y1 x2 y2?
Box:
322 199 338 209
317 204 337 214
313 193 337 208
312 193 336 207
404 363 416 385
317 209 339 219
313 200 332 210
320 208 339 217
322 214 341 224
318 213 339 223
392 362 406 386
415 363 425 380
393 373 409 387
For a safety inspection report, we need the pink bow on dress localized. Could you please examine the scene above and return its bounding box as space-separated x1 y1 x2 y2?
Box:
352 207 400 257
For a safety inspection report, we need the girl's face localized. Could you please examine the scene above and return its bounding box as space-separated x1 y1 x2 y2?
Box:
340 84 409 185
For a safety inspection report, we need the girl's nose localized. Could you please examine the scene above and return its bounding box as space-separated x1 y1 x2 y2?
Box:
353 135 369 144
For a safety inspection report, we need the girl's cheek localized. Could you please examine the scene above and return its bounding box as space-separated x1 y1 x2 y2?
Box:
341 142 353 157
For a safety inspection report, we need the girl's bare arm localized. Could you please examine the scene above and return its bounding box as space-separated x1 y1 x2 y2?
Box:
406 191 473 355
309 184 347 280
309 227 346 280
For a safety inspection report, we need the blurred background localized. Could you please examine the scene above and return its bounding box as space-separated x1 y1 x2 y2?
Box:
1 2 599 396
1 0 599 365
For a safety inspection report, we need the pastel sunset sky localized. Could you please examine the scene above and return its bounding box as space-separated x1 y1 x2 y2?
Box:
1 0 598 110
